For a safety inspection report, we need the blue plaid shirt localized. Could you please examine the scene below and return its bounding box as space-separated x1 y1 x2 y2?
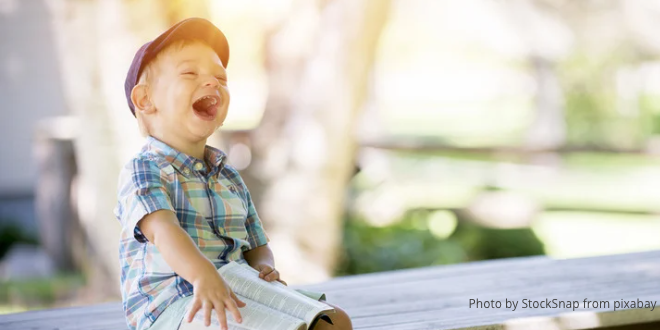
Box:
114 136 269 330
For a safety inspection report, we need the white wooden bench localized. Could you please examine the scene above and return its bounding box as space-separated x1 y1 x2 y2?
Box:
1 251 659 329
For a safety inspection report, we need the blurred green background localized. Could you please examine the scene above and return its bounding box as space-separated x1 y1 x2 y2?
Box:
2 0 660 314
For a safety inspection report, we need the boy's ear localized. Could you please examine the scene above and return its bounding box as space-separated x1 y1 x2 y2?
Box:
131 84 155 114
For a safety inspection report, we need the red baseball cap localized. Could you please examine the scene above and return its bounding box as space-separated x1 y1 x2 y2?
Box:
124 17 230 116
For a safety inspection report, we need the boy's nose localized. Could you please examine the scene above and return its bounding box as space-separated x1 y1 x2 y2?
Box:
202 75 220 88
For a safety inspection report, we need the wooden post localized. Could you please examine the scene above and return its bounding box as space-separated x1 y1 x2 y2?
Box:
33 116 84 272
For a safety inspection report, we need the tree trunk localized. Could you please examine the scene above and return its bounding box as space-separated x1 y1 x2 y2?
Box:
505 0 570 165
240 0 391 283
526 56 566 151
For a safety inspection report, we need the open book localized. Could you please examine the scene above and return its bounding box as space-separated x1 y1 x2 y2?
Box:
179 261 335 330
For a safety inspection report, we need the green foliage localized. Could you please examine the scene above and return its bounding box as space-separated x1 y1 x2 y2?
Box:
336 214 466 276
450 222 545 261
336 209 546 276
559 49 655 149
0 222 38 259
639 94 660 135
0 221 78 309
0 274 84 306
563 152 660 170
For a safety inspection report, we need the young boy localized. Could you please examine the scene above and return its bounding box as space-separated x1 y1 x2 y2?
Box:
115 18 352 330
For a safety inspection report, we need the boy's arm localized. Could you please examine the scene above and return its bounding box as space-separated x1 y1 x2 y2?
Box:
243 244 286 285
139 210 217 285
139 210 245 330
243 244 274 268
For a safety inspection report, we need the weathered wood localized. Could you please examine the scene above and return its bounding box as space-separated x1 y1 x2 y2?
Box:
1 251 658 329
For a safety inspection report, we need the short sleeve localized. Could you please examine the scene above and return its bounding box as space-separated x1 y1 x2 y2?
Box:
239 181 270 249
115 157 175 243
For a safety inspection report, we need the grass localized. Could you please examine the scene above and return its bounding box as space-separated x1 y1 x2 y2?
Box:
381 151 660 212
0 273 85 313
533 212 660 259
0 305 27 314
349 150 660 269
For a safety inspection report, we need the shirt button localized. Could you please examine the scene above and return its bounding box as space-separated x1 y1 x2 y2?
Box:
183 168 190 175
194 162 204 171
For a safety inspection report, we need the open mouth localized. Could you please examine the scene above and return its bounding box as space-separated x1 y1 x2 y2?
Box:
192 94 221 121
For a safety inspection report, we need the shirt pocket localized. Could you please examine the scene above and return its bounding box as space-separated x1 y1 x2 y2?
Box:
212 182 248 240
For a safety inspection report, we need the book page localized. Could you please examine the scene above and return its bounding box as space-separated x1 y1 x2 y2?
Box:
179 296 305 330
219 262 334 326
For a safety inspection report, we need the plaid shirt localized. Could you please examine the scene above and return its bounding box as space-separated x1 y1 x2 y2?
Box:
114 136 269 330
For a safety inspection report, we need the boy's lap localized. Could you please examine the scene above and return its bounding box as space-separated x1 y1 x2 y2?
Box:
147 289 326 330
147 295 192 330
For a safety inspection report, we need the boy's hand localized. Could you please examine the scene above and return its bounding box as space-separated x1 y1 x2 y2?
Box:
254 264 287 286
186 269 246 330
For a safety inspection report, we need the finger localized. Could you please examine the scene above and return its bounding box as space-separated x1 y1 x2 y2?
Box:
215 300 228 330
258 265 273 278
230 290 246 308
225 297 243 325
187 299 202 323
265 269 279 282
262 270 275 281
214 304 225 330
204 301 213 327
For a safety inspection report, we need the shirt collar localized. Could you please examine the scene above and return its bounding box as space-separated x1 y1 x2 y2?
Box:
144 136 226 176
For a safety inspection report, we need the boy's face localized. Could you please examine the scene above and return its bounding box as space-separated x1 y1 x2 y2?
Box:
145 41 230 141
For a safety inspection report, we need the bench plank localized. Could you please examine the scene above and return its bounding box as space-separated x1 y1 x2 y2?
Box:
1 251 658 329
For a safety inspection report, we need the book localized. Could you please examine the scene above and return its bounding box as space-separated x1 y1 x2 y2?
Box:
179 261 335 330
